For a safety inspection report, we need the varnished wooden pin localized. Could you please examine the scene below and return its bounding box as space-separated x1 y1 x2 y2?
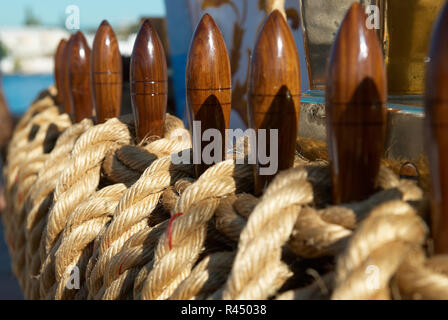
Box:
68 31 94 122
186 14 231 177
92 20 122 123
399 162 419 182
62 35 76 115
425 1 448 254
54 39 67 107
326 3 387 204
248 10 301 196
130 19 168 142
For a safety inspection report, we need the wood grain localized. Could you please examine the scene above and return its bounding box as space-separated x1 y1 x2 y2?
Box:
186 14 231 177
247 10 301 195
92 20 122 123
325 3 387 204
62 35 75 115
68 31 94 122
54 39 67 107
130 19 168 142
425 2 448 254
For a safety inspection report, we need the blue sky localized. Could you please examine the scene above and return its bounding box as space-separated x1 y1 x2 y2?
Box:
0 0 166 29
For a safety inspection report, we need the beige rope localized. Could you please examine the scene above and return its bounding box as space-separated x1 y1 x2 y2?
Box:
394 251 448 299
102 114 191 186
3 103 70 290
39 117 133 298
170 251 235 300
86 155 194 299
23 118 94 299
331 201 427 300
136 160 253 300
222 166 313 300
99 178 194 300
51 184 127 300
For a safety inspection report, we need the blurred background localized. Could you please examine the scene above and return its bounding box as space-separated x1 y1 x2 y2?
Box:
0 0 166 115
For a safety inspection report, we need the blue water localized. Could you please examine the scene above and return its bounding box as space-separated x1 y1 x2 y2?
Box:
2 74 54 116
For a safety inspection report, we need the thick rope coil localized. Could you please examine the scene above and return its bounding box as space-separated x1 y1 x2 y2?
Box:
331 200 428 300
23 118 94 299
170 251 235 300
23 113 187 299
3 104 70 290
51 184 127 300
394 251 448 300
11 112 71 290
8 93 56 154
101 220 168 300
288 169 424 260
102 114 191 186
39 117 133 298
136 160 253 300
214 193 258 243
98 178 194 300
86 155 194 299
3 103 60 229
222 167 313 300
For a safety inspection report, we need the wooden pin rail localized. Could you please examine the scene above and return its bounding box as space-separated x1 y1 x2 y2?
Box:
186 14 231 178
62 35 76 116
54 39 67 108
92 20 123 124
68 31 94 122
425 1 448 254
131 19 168 142
248 9 301 196
326 3 387 204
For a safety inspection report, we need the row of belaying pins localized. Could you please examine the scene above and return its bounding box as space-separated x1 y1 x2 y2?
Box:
1 2 448 299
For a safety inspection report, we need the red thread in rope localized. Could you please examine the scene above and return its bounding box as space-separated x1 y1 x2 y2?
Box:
118 251 132 276
168 212 184 250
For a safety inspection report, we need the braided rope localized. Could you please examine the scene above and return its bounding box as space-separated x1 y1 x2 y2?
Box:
222 167 313 300
86 155 194 299
102 114 191 186
51 184 127 300
39 117 133 298
99 178 194 300
23 118 94 298
136 160 253 300
394 251 448 299
3 103 70 290
331 201 427 300
12 112 72 291
170 251 235 300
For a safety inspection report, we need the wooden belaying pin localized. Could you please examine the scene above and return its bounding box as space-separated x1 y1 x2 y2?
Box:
62 35 76 115
425 1 448 254
68 31 94 122
186 14 231 178
54 39 67 107
326 3 387 204
130 19 168 142
248 10 301 196
92 20 123 123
